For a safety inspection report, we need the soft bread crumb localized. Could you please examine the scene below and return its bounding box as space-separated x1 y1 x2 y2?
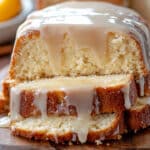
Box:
11 113 120 143
12 114 116 134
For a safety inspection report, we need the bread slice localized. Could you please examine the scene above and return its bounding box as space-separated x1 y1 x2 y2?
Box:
11 112 125 144
9 2 149 82
127 97 150 132
10 75 137 120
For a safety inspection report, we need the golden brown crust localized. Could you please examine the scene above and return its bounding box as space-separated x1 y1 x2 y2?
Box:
9 30 40 81
127 33 148 76
19 80 137 118
1 77 9 99
108 32 148 77
11 113 125 143
2 77 16 100
94 80 137 113
0 92 9 114
126 104 150 131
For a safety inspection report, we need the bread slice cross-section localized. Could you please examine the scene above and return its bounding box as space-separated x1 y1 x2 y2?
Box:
11 113 125 144
10 75 137 120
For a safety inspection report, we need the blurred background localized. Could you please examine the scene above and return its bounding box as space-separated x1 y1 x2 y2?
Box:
0 0 150 56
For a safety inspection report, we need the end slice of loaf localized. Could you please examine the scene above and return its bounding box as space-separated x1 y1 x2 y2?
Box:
11 112 125 144
10 75 137 120
127 97 150 132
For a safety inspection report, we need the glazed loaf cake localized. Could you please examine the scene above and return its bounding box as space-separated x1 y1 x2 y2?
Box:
1 1 150 145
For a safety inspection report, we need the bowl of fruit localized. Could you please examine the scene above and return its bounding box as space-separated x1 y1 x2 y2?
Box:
0 0 34 44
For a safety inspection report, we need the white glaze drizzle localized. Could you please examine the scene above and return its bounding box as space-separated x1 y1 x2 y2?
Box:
10 87 22 121
121 82 131 109
0 116 10 128
94 91 101 114
63 87 94 143
33 90 48 118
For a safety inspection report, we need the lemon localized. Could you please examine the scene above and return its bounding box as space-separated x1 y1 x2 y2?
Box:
0 0 22 22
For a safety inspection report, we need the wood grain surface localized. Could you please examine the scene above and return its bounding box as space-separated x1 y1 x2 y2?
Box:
0 56 150 149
